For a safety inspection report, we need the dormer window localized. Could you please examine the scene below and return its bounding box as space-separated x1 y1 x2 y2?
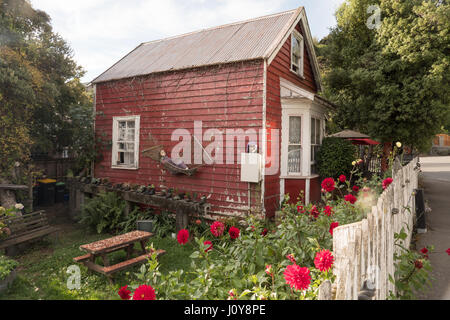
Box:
290 30 304 78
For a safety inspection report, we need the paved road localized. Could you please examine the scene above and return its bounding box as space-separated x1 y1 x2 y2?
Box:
416 156 450 300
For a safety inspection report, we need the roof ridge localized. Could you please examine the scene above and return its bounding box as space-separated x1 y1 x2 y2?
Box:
142 8 299 46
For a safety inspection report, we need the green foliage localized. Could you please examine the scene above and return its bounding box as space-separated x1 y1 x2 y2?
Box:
118 207 155 234
78 192 127 234
316 137 356 178
152 211 177 238
317 0 450 152
0 255 18 280
388 229 433 300
0 0 95 180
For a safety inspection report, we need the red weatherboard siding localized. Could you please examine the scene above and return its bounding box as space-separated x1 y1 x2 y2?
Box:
264 21 318 216
94 60 265 219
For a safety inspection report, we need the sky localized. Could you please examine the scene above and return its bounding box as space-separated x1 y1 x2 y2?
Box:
29 0 345 83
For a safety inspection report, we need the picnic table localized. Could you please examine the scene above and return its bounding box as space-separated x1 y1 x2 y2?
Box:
73 230 165 282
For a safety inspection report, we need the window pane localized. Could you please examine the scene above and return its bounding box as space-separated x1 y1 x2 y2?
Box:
288 145 301 173
315 119 320 144
127 129 135 141
311 118 316 144
127 143 134 152
119 121 126 129
127 121 135 129
124 152 134 165
289 116 301 144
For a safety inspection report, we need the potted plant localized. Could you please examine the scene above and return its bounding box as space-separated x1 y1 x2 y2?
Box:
0 255 18 295
146 184 155 195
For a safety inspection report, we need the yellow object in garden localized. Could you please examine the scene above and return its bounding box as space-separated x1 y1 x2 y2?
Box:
37 179 56 184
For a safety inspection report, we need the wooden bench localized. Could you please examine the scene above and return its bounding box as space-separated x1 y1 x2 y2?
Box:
0 210 60 255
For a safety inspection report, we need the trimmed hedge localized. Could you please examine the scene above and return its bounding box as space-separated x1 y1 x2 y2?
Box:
316 137 356 179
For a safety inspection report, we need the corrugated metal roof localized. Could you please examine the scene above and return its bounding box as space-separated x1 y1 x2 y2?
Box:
92 8 300 83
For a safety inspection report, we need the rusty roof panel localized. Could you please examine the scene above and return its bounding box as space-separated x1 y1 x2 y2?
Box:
92 9 298 83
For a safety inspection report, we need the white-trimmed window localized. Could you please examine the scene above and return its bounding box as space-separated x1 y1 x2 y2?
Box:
287 116 302 174
112 115 140 169
290 30 304 77
310 117 321 174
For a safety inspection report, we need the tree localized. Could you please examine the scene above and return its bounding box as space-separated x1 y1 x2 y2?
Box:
317 0 450 152
0 0 93 208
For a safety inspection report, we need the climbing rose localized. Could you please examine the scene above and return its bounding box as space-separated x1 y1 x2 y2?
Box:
414 260 423 269
203 240 213 252
283 264 311 291
229 226 240 239
210 221 225 237
133 284 156 300
177 229 189 245
339 175 346 183
344 194 357 204
382 177 393 190
314 249 334 272
310 205 320 219
118 285 131 300
324 205 333 217
321 178 335 193
352 185 360 193
329 222 339 235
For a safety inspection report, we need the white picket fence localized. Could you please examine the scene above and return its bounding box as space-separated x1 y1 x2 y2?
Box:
328 157 420 300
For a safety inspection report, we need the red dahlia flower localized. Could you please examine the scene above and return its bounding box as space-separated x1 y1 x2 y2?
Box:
414 260 423 269
344 194 357 204
446 248 450 256
203 240 213 252
339 174 346 183
177 229 189 245
382 177 393 190
133 284 156 300
324 205 333 217
229 226 240 239
314 249 334 272
321 178 335 193
310 205 320 219
265 264 273 277
420 247 428 255
329 222 339 235
286 254 297 264
352 185 360 193
210 221 225 237
118 285 131 300
283 264 311 291
297 205 305 213
261 228 268 236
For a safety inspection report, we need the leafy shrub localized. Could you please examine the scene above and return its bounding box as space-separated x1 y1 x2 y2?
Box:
0 255 18 280
78 192 127 234
152 211 177 238
118 206 155 234
316 137 356 179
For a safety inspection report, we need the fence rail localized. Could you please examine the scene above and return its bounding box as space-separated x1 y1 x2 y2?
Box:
327 157 419 300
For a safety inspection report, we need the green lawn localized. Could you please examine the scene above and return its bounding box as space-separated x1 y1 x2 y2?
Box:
0 225 194 300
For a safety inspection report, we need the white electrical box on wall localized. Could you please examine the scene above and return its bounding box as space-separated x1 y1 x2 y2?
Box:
240 153 262 183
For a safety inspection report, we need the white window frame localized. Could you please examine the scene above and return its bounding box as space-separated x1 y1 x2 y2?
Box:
290 29 304 78
310 116 322 174
281 111 304 176
111 115 140 170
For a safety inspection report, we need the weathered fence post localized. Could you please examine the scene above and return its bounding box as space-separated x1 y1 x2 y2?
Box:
318 280 332 300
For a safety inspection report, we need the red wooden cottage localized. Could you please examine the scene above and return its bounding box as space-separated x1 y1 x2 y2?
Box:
91 7 334 221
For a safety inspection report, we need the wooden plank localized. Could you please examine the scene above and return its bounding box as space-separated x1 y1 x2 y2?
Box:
102 249 166 275
79 231 153 255
0 226 59 249
0 184 28 190
73 253 92 263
